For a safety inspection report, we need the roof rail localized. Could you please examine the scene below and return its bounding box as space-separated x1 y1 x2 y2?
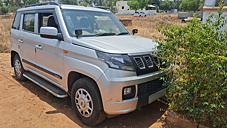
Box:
23 2 59 8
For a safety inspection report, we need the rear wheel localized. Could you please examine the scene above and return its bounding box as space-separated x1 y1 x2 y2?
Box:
13 54 26 81
71 77 106 126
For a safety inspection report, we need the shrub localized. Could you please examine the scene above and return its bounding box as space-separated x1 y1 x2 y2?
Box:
157 4 227 128
1 6 9 14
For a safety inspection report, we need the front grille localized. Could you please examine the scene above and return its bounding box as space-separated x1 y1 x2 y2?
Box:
133 57 145 69
152 55 160 66
130 53 167 76
143 56 154 68
138 79 167 96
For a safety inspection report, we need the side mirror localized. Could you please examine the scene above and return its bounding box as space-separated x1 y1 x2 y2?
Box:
40 27 63 40
132 29 138 35
75 29 82 38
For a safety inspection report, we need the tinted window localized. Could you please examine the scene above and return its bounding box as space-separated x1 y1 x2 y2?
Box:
23 14 35 32
12 12 22 30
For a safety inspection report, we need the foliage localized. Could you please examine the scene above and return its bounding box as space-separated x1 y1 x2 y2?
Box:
103 0 118 13
1 0 39 7
157 3 227 128
171 0 182 9
1 6 8 14
8 6 20 12
21 0 39 6
180 0 200 12
159 0 172 11
80 1 89 6
64 0 78 5
127 0 140 10
128 0 150 10
148 0 161 6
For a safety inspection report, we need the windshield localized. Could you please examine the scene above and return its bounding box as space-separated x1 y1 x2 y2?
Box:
61 9 129 37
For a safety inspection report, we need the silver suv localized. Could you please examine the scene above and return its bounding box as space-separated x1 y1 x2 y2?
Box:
10 2 170 126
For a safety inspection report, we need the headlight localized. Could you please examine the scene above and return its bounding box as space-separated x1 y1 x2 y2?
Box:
96 51 135 71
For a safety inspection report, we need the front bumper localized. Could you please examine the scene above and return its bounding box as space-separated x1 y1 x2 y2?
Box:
105 88 166 115
97 68 169 115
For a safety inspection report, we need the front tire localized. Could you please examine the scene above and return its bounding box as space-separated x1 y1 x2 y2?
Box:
13 54 26 81
71 77 106 126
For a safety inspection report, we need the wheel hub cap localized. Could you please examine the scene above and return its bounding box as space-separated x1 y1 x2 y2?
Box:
14 59 22 77
75 88 93 117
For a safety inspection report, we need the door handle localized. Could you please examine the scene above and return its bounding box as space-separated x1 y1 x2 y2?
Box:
35 44 42 50
18 39 23 43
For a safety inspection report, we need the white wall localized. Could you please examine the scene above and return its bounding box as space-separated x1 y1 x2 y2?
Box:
203 11 227 31
116 10 157 15
116 1 130 11
178 11 202 19
203 0 227 31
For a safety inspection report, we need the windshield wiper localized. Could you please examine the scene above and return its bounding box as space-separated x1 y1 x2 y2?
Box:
96 33 116 36
117 32 130 35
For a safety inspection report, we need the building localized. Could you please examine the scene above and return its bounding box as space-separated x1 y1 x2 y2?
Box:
116 1 130 11
115 1 156 15
203 0 227 30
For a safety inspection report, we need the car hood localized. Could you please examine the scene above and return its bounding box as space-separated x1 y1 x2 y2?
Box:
73 35 158 54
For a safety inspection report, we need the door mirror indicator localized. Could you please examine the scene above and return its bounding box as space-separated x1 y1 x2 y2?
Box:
75 29 82 38
132 29 138 35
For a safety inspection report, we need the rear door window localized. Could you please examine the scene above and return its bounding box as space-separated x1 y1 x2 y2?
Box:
12 12 22 30
23 13 35 32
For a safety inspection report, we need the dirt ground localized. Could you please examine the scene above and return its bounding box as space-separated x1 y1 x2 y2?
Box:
0 53 204 128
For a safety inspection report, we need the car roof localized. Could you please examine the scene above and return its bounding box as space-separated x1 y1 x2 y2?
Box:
61 5 110 13
17 3 110 13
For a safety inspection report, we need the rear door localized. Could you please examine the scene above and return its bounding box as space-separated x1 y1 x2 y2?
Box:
19 12 38 71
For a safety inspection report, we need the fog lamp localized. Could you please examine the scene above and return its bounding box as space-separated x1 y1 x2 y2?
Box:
124 87 132 95
122 85 136 100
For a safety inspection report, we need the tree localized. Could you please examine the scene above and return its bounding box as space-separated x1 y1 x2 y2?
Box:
128 0 149 11
1 6 8 14
80 1 89 6
0 0 3 7
160 0 172 12
171 0 182 9
179 0 200 12
149 0 161 6
63 0 78 5
103 0 118 12
127 0 140 11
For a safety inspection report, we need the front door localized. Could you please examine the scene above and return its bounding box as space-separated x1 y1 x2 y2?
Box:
35 11 65 88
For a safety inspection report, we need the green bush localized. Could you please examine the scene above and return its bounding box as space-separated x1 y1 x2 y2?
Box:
1 6 9 14
157 4 227 128
8 6 20 13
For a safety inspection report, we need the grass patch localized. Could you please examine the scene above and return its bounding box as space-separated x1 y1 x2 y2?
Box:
0 15 14 53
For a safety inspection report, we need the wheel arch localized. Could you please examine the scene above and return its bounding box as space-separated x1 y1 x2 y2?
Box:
11 51 18 67
67 71 102 99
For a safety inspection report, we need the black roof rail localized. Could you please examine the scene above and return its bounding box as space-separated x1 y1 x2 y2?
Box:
23 2 59 8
